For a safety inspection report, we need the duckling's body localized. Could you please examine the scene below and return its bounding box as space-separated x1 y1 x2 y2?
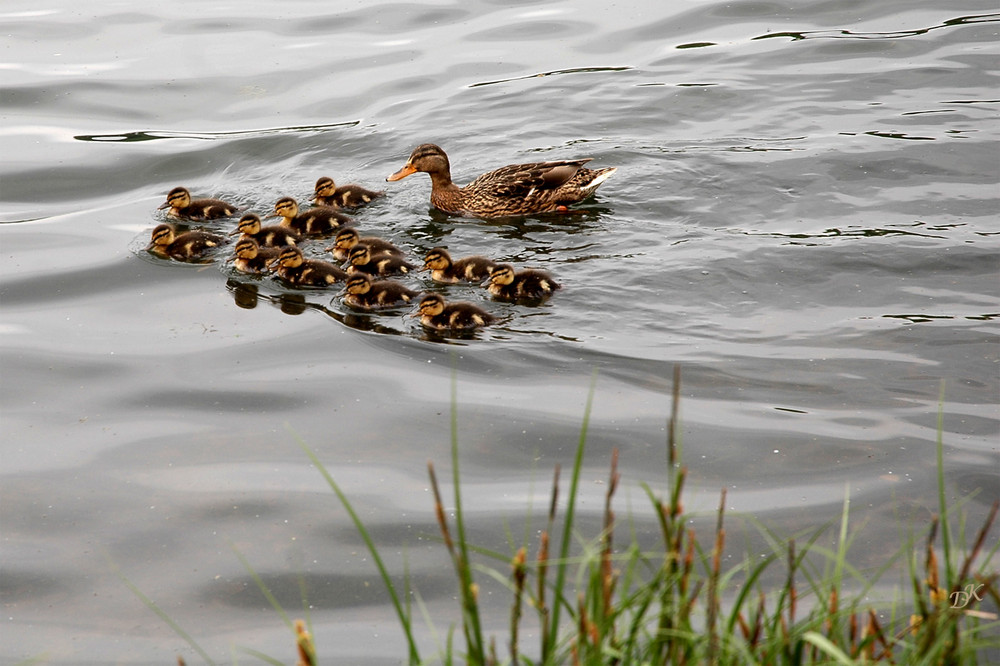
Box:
269 197 352 236
415 293 494 332
230 237 280 274
269 246 348 287
313 176 385 209
326 227 404 262
231 213 303 247
342 273 420 310
147 223 225 261
485 264 560 302
346 243 416 277
422 247 497 284
386 144 616 219
158 186 239 220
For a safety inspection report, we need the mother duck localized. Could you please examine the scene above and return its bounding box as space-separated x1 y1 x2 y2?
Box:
386 143 616 218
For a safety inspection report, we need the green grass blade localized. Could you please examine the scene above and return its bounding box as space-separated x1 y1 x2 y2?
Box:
230 541 294 631
803 630 857 665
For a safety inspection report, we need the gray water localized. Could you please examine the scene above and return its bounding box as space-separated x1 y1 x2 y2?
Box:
2 1 998 663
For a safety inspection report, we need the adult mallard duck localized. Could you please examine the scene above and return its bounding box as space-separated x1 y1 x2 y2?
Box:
421 247 497 284
313 176 385 209
268 197 353 236
341 273 420 310
484 263 560 302
386 143 616 218
414 293 495 332
147 223 225 261
325 227 404 262
158 186 239 220
268 246 348 287
229 213 304 247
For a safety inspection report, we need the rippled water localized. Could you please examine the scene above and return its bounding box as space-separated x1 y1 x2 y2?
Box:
2 1 998 663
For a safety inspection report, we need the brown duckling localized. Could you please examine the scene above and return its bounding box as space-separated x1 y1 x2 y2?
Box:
386 143 616 218
268 246 348 287
158 186 239 220
313 175 384 209
414 293 495 332
346 243 416 277
268 197 353 236
341 272 420 310
325 227 404 262
484 263 560 302
147 223 225 261
229 237 280 274
229 213 303 247
421 247 497 284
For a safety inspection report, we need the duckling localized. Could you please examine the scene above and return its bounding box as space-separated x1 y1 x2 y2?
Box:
158 186 239 220
229 213 303 247
268 246 348 287
341 272 420 310
346 243 416 277
325 227 404 262
414 293 495 332
421 247 497 284
229 237 280 274
485 263 560 302
147 223 225 261
268 197 353 236
313 175 385 209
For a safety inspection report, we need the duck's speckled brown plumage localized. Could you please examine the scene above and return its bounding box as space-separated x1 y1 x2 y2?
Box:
342 273 420 310
158 186 238 220
313 176 384 209
421 247 497 284
415 293 494 332
268 197 353 236
386 144 616 218
268 246 348 287
485 263 560 303
325 227 404 262
230 213 303 247
147 223 225 261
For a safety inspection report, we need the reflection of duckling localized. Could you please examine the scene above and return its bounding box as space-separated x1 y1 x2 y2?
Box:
268 197 352 236
147 223 225 261
346 243 416 277
268 246 348 287
313 176 384 208
342 273 420 310
230 237 280 274
230 213 303 247
158 186 238 220
415 293 494 332
325 227 404 262
421 247 497 284
485 263 560 302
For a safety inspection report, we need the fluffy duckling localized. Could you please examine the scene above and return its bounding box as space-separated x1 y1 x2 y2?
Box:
229 237 280 274
313 176 384 209
268 246 348 287
147 223 225 261
341 272 420 310
346 243 416 277
268 197 353 236
485 263 560 302
421 247 497 284
414 293 494 332
158 186 239 220
230 213 303 247
325 227 404 262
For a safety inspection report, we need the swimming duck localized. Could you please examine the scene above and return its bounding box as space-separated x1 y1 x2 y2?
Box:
268 246 348 287
325 227 404 262
268 197 353 236
386 143 616 218
414 293 495 332
229 237 280 274
341 273 420 310
421 247 497 284
147 223 225 261
158 186 239 220
484 263 560 302
230 213 303 247
313 176 385 209
346 243 416 277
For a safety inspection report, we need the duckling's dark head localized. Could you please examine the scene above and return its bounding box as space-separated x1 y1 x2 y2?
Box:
232 213 262 236
422 247 453 270
273 245 304 268
488 263 516 286
149 223 176 246
159 186 191 210
345 272 373 295
272 197 299 218
348 243 373 265
314 176 336 196
418 292 447 316
233 237 261 259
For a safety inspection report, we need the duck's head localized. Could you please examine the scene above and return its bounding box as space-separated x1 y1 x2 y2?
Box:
269 197 299 220
232 237 262 260
314 176 336 198
328 227 360 252
486 263 516 287
416 292 446 317
344 272 373 296
387 144 450 181
158 186 192 210
231 213 262 236
347 243 373 266
269 245 304 270
148 223 177 247
422 247 453 271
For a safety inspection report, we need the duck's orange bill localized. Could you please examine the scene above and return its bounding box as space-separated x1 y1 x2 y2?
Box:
386 163 416 181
